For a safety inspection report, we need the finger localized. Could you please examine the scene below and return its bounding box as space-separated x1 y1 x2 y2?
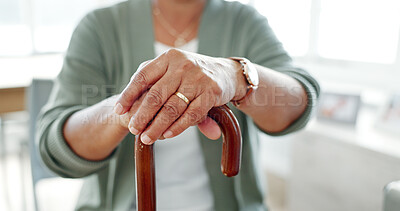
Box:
133 60 152 80
127 71 182 135
114 55 168 115
197 117 221 140
162 94 214 139
119 91 148 127
139 91 191 144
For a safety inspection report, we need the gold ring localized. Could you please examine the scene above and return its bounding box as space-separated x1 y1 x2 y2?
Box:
174 91 190 105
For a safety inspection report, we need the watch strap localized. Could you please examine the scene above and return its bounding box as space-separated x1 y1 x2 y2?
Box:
229 57 256 106
231 85 255 106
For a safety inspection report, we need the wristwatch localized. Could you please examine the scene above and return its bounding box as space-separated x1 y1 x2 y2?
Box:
229 57 259 106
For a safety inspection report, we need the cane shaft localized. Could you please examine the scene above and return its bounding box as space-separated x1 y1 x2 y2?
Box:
135 136 156 211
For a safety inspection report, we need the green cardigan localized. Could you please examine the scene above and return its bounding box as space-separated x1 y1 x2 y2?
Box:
37 0 320 210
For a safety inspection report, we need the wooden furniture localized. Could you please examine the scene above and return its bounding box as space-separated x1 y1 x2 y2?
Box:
0 87 26 114
134 104 242 211
288 119 400 211
0 86 26 210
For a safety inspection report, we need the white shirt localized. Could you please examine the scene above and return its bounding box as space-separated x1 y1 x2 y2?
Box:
131 39 214 211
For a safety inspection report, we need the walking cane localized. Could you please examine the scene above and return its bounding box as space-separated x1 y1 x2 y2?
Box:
134 104 242 211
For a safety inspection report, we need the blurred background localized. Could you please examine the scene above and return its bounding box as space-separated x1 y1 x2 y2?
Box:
1 0 400 210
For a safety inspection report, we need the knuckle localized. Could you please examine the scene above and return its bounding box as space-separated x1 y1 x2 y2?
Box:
197 71 208 80
203 95 216 107
198 76 213 92
136 61 149 72
172 122 186 134
193 115 207 125
132 71 148 87
186 107 204 123
181 85 197 98
133 113 150 129
151 57 164 70
146 89 163 107
163 102 180 119
165 48 181 57
211 82 223 96
180 60 196 71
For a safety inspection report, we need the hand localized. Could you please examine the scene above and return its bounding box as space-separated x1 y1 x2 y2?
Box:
114 49 246 145
116 91 221 141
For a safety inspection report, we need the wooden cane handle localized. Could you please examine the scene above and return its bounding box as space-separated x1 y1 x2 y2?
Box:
135 104 242 211
207 104 242 177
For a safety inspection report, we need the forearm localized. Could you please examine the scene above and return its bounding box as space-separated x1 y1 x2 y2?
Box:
235 63 308 133
63 95 129 161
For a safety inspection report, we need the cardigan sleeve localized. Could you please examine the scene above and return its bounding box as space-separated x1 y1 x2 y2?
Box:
36 11 117 178
239 5 320 136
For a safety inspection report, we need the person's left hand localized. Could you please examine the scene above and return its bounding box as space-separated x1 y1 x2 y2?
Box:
113 49 245 145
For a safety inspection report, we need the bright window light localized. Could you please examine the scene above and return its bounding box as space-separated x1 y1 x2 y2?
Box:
318 0 400 64
0 25 32 56
34 26 74 52
0 0 124 55
0 0 32 56
254 0 312 57
32 0 100 52
225 0 251 4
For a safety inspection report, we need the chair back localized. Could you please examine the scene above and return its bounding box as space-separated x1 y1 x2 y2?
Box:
384 181 400 211
28 79 55 187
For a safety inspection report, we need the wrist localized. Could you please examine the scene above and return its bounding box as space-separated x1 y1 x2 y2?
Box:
228 57 259 106
229 58 248 101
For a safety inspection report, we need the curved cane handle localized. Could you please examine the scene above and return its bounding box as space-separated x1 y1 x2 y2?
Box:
135 104 242 211
207 104 242 177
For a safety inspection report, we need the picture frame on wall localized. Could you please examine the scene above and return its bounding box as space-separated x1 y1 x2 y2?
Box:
375 94 400 136
316 92 361 125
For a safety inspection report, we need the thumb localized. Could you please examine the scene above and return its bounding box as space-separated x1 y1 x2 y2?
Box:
197 116 221 140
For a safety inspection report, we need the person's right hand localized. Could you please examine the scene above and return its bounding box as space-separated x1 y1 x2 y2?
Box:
115 58 222 142
116 90 221 141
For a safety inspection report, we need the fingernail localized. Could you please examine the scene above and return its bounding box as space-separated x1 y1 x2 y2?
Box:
141 134 152 144
113 103 123 115
129 126 139 135
163 130 173 138
128 116 137 134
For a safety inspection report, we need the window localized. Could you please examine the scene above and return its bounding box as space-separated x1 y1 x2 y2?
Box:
254 0 312 57
317 0 400 64
0 0 123 56
1 0 400 66
33 0 98 52
226 0 251 4
254 0 400 65
0 0 32 55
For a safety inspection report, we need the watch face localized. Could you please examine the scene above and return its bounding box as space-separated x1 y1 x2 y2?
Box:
245 62 259 86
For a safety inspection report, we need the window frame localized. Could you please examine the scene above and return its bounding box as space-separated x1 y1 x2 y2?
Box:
250 0 400 89
278 0 400 90
0 0 120 57
302 0 400 66
2 0 400 89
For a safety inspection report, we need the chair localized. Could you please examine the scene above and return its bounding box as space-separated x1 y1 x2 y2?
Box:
28 79 83 211
384 181 400 211
28 79 56 211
